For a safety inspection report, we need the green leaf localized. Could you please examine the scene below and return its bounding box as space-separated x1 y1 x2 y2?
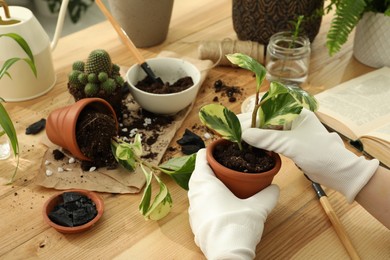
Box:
139 165 173 220
226 53 266 92
199 104 241 145
0 58 20 79
111 141 137 171
0 33 37 78
0 99 19 183
139 165 153 216
327 0 366 55
158 153 196 190
258 82 318 128
0 100 18 157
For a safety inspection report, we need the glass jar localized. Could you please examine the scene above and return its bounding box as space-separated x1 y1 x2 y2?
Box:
0 126 11 160
266 31 311 85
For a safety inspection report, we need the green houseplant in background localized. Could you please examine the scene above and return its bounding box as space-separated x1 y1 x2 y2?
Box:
326 0 390 57
199 53 318 199
41 0 94 23
0 32 37 183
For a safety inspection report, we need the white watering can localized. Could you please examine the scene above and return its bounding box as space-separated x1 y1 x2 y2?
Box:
0 0 69 101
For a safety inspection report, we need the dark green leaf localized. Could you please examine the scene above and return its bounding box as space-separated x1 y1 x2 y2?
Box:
158 154 196 190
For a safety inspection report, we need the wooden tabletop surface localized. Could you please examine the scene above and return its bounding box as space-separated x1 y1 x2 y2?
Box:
1 0 389 259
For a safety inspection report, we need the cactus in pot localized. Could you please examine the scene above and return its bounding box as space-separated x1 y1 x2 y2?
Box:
67 49 126 114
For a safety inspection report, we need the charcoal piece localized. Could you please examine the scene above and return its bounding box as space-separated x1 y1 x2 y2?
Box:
62 192 83 204
48 192 98 227
177 129 205 155
25 118 46 135
48 207 74 227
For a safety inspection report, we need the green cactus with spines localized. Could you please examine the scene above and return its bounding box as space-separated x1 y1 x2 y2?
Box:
84 83 99 96
72 60 85 72
112 64 120 74
88 73 98 83
68 70 81 84
98 72 108 82
85 49 112 76
101 78 116 94
114 75 125 87
78 73 88 85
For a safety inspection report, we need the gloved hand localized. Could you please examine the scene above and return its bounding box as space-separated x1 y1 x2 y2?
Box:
239 108 379 203
188 149 279 260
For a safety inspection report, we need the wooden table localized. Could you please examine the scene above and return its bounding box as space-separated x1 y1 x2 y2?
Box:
1 0 389 259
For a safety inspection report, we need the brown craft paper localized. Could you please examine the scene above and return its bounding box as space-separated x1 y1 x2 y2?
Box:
36 51 213 193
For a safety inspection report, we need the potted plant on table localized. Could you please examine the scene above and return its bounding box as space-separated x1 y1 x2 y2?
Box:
325 0 390 67
199 53 318 199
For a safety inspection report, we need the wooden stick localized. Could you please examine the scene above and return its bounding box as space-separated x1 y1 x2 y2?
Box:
311 182 361 260
95 0 145 64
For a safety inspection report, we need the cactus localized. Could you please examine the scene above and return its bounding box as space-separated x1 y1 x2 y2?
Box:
72 61 85 72
84 83 99 96
85 49 112 76
68 49 126 103
101 78 116 94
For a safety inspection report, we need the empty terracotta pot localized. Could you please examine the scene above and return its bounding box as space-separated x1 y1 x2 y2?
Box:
42 189 104 234
46 98 118 161
206 139 282 199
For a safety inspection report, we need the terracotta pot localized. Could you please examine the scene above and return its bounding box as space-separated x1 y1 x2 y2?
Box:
46 98 118 161
206 139 282 199
42 189 104 234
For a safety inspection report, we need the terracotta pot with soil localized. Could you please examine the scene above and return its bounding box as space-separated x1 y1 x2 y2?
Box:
46 98 118 167
206 139 282 199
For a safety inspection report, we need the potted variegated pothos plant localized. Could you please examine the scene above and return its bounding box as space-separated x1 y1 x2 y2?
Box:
112 135 196 220
199 53 318 199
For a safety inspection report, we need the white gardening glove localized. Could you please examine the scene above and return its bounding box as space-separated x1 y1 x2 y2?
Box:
239 108 379 203
188 149 279 260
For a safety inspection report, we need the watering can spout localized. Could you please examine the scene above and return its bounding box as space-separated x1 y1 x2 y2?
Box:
50 0 69 50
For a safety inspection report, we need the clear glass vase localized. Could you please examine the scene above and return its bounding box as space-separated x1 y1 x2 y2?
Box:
0 126 11 160
266 31 311 85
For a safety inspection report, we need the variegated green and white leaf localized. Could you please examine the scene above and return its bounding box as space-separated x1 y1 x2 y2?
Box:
226 53 267 92
199 104 241 144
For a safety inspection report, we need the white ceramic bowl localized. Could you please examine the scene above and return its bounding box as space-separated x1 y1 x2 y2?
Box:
126 57 201 115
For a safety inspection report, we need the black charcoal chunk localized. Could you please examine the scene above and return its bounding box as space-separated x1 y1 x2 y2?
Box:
177 129 205 155
25 118 46 135
48 192 98 227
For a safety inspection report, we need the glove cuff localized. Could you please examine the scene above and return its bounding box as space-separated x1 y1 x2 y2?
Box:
336 156 379 203
192 210 264 260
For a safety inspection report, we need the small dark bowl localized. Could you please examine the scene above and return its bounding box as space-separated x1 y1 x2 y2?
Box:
43 189 104 234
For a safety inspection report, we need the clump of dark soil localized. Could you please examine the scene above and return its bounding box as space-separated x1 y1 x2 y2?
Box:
135 75 194 94
213 141 275 173
213 79 242 102
76 109 117 169
48 192 97 227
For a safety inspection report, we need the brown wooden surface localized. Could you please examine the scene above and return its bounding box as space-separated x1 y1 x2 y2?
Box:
1 0 389 259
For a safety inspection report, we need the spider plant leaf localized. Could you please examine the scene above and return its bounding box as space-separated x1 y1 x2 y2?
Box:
0 100 18 156
327 0 366 56
226 53 266 92
0 33 37 78
0 58 19 79
158 153 196 190
199 104 241 144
